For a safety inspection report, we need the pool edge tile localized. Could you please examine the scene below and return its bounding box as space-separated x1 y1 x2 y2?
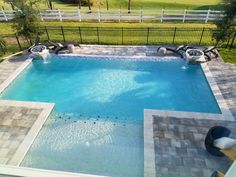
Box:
144 110 156 177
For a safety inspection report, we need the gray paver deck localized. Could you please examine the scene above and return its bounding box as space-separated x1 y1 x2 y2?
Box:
0 55 28 86
153 116 235 177
0 106 42 164
208 60 236 121
74 44 180 57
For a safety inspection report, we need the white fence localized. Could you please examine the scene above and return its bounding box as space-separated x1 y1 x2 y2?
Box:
0 9 223 23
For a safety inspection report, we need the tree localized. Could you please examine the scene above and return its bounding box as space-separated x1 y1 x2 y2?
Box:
61 0 92 6
48 0 53 10
7 0 42 44
212 0 236 46
128 0 131 13
78 0 81 9
106 0 109 10
87 0 91 10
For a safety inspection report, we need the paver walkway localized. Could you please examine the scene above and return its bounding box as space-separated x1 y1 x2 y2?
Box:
0 105 42 164
0 55 28 86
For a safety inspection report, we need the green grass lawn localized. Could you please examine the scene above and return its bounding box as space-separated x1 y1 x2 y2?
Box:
0 0 223 10
219 48 236 65
0 22 215 35
0 22 217 51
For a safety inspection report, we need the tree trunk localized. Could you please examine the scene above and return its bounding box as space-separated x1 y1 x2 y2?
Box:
88 0 91 11
106 0 109 10
78 0 81 9
10 2 15 10
48 0 53 10
128 0 131 14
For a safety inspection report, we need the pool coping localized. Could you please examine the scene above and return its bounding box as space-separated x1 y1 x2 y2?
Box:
0 54 234 177
0 165 108 177
0 58 32 94
58 53 179 59
200 62 234 121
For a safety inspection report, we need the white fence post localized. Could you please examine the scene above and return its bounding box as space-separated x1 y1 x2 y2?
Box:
39 11 44 21
205 9 210 23
139 8 143 23
182 9 186 23
58 9 62 21
161 9 164 23
2 10 8 21
98 9 101 22
77 9 81 21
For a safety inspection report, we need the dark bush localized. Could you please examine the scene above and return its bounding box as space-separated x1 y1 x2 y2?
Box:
60 0 92 6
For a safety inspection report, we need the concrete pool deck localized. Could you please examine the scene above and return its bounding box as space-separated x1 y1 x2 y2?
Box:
0 45 235 177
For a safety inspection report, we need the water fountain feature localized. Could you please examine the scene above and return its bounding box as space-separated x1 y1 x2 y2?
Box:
185 49 206 63
30 45 49 61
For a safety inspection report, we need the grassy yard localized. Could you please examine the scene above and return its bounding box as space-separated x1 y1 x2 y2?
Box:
0 22 217 53
0 22 216 35
219 48 236 65
0 0 223 10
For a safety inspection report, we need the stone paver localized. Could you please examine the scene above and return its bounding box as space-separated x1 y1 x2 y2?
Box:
208 60 236 121
74 44 180 57
0 55 28 86
0 106 42 164
153 116 236 177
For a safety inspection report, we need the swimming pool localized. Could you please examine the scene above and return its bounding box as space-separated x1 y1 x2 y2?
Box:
1 55 221 177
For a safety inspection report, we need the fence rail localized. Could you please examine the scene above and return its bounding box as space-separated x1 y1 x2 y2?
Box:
0 9 224 23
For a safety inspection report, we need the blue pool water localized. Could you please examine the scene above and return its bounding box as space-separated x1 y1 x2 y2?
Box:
0 55 221 177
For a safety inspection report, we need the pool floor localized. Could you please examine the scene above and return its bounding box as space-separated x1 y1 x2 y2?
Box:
22 113 144 177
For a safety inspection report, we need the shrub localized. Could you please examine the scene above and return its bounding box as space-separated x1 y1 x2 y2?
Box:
7 0 42 43
212 0 236 46
60 0 93 6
